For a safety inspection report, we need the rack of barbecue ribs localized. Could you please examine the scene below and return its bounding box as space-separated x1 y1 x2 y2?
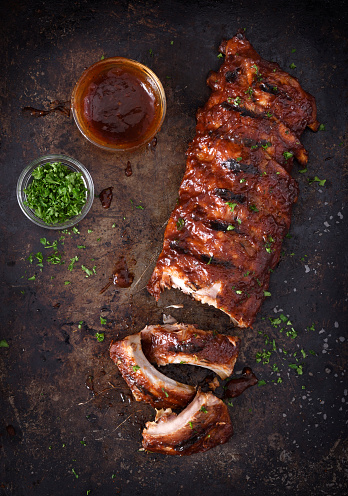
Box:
147 31 319 327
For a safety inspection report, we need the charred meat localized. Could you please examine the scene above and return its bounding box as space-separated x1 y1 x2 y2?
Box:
147 31 318 327
142 390 233 455
141 323 240 380
110 333 195 409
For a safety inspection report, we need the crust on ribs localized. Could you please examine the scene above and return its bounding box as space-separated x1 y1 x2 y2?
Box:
147 31 317 327
141 324 240 380
110 333 195 409
142 390 233 455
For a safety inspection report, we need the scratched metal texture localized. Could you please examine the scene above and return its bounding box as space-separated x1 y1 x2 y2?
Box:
0 0 347 495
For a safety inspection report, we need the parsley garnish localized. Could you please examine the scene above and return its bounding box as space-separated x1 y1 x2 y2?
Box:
100 317 107 325
308 176 326 186
132 365 140 372
24 162 87 224
283 151 293 160
95 332 104 342
0 340 9 348
217 53 223 59
81 265 96 277
226 225 235 231
249 204 259 212
319 124 325 131
176 217 185 230
289 63 296 69
161 387 169 397
258 380 266 386
263 291 271 297
68 256 79 271
226 202 238 212
200 406 208 413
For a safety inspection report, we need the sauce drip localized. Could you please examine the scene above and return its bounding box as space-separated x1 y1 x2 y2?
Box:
223 367 258 399
99 187 113 209
100 256 134 294
83 68 156 145
113 257 134 288
125 161 132 177
22 100 71 117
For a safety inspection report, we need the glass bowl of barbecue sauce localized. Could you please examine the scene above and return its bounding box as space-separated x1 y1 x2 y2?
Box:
71 58 166 151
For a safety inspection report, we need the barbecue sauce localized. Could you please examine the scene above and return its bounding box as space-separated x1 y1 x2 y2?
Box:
100 256 134 294
223 367 258 399
113 257 134 288
99 187 113 209
22 100 71 117
82 68 157 147
125 161 132 177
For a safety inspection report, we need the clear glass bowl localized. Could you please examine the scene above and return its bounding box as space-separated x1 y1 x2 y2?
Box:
71 57 166 151
17 154 94 230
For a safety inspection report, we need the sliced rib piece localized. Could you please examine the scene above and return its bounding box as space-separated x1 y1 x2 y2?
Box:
147 31 317 328
142 390 233 455
110 333 195 409
141 324 240 380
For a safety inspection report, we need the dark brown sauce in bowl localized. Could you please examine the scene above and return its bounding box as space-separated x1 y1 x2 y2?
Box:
71 58 166 151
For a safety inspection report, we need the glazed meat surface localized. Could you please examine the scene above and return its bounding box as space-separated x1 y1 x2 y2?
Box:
141 324 240 380
147 31 318 327
142 390 233 455
110 333 195 409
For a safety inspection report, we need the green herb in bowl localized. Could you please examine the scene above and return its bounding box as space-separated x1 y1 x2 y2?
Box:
17 154 94 230
24 162 87 224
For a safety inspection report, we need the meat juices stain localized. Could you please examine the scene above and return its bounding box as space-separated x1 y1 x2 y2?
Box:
22 101 71 117
223 367 258 399
99 187 113 209
100 256 134 294
125 161 132 177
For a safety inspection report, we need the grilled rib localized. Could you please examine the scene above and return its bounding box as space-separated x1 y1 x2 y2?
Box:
110 333 195 409
141 324 240 380
147 31 318 327
142 390 233 455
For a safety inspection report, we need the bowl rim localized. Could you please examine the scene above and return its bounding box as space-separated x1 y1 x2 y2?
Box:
71 57 167 152
16 153 94 230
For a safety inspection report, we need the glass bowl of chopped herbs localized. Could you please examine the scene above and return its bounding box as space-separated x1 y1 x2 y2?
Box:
17 154 94 229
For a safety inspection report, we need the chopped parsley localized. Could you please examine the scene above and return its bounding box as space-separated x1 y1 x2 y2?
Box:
298 168 307 173
233 96 241 106
308 176 326 186
263 291 271 297
258 380 266 386
176 217 185 230
189 421 194 428
24 162 87 224
68 256 79 271
95 332 104 342
226 225 235 231
81 265 96 277
0 340 9 348
266 112 273 118
226 202 238 212
289 63 296 69
319 124 325 131
132 365 140 372
161 387 169 398
217 53 223 59
71 468 79 479
200 406 208 413
283 151 293 160
64 281 71 285
249 204 259 212
100 317 107 325
236 156 242 162
28 275 36 281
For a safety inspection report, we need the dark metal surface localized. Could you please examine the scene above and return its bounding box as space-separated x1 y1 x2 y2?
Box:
0 1 347 494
